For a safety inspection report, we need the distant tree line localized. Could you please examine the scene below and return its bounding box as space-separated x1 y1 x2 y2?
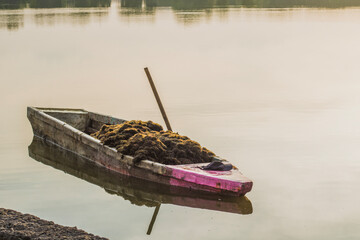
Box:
2 0 360 10
244 0 360 8
134 0 360 9
0 0 111 9
0 0 27 9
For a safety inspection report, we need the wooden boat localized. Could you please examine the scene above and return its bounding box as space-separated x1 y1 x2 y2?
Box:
28 136 253 215
27 107 253 196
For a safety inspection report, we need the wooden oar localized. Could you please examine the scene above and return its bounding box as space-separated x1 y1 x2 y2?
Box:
144 67 172 131
144 67 171 235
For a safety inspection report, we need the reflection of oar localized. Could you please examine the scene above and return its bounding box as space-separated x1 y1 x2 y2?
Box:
144 67 172 235
146 204 161 235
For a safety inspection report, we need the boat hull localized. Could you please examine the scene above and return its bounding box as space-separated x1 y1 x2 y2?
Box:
29 136 253 214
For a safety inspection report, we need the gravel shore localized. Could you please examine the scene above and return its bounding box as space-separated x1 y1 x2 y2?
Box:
0 208 108 240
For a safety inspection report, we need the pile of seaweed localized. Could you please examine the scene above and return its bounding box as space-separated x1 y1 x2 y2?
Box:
91 120 215 165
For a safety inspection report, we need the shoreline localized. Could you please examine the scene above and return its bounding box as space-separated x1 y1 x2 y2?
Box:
0 208 108 240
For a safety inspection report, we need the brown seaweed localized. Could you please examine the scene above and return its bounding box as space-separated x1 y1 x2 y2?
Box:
91 120 215 165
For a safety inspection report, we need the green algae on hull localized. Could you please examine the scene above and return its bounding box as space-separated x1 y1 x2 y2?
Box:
91 120 215 165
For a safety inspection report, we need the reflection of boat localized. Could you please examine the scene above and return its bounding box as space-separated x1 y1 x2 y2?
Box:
28 136 253 215
27 107 253 196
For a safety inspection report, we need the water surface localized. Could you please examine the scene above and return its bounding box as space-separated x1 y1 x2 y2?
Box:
1 0 360 239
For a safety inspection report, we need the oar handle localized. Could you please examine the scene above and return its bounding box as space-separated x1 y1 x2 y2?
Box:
144 67 172 131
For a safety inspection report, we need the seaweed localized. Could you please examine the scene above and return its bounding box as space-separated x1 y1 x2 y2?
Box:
91 120 215 165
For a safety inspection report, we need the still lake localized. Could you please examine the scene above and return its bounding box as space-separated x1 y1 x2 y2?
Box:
1 1 360 239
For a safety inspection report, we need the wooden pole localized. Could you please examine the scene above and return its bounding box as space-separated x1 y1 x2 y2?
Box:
144 67 172 131
144 67 173 235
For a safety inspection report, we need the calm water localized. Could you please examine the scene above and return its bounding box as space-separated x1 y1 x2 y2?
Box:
1 0 360 239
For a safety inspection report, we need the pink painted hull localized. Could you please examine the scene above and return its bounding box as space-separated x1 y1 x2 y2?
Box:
166 164 253 196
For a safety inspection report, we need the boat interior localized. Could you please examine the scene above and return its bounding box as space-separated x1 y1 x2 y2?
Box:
33 107 125 135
